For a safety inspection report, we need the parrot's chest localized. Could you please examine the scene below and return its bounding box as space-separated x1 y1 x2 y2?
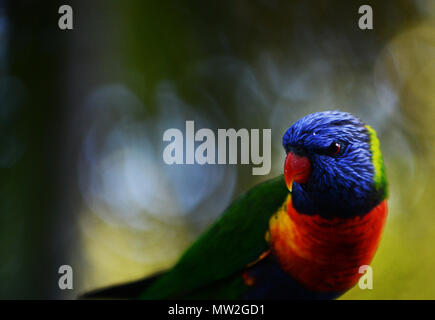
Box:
267 195 387 293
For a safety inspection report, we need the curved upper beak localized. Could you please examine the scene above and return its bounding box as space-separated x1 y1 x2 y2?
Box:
284 152 312 192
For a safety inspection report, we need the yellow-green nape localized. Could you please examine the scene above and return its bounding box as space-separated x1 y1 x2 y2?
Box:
365 125 388 198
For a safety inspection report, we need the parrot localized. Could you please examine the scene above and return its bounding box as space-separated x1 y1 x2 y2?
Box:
82 110 388 300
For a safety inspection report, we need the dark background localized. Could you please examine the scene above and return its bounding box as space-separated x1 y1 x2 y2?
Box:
1 0 434 299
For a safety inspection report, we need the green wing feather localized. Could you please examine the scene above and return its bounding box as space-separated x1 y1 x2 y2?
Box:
139 175 288 299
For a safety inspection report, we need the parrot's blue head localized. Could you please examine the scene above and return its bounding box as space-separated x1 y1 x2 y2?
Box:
282 111 387 218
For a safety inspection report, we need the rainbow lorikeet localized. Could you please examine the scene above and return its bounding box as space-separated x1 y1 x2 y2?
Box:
83 111 388 299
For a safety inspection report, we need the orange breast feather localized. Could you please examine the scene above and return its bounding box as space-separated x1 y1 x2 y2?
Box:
269 195 387 293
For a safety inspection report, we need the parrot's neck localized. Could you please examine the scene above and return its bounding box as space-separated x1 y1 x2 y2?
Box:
268 195 387 293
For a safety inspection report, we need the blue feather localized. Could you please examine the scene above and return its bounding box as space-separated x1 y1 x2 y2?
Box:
282 111 385 218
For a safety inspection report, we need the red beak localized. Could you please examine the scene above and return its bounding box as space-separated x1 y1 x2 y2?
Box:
284 152 312 191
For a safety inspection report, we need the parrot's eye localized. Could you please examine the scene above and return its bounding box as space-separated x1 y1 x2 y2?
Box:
327 142 341 156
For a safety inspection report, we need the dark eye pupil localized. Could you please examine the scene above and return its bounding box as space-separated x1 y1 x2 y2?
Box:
328 142 341 155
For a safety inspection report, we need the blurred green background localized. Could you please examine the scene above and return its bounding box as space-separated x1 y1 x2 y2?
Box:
0 0 434 299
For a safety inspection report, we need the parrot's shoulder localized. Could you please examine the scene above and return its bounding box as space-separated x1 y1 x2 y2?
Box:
140 175 289 299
